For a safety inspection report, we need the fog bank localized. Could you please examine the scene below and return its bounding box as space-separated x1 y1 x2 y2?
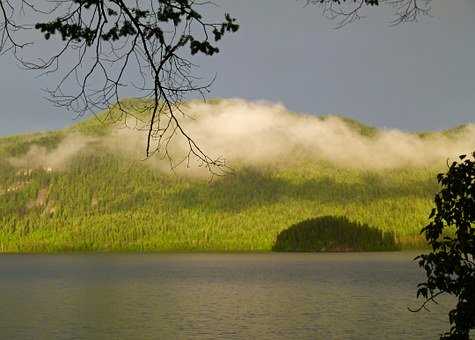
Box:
145 99 475 170
9 99 475 173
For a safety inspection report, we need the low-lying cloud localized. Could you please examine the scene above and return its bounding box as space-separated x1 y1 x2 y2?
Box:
8 134 94 171
9 99 475 174
151 99 475 170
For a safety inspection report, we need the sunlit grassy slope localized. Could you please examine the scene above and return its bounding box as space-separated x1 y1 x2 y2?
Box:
0 99 468 252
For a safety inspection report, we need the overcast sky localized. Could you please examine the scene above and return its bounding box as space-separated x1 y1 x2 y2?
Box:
0 0 473 136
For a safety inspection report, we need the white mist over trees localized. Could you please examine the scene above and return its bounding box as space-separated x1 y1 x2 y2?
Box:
8 100 474 175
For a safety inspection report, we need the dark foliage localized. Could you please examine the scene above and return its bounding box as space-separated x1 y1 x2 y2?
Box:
273 215 399 252
416 152 475 339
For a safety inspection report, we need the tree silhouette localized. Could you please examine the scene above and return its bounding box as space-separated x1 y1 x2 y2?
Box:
414 152 475 339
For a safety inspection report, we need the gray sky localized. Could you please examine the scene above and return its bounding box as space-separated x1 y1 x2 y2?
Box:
0 0 474 136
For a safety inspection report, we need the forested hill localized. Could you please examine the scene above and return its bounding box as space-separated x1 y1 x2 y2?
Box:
0 99 473 253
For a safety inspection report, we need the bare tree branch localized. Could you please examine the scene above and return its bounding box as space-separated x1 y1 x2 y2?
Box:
0 0 238 174
305 0 432 27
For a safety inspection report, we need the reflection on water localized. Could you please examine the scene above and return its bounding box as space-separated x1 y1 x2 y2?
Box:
0 253 450 339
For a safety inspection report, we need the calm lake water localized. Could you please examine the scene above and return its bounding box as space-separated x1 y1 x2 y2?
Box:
0 252 451 339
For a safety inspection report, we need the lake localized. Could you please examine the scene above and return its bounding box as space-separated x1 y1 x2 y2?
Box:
0 252 451 339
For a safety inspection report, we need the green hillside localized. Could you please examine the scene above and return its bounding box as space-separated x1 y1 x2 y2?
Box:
0 100 470 253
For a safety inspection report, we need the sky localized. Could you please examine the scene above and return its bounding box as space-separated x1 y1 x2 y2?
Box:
0 0 474 136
